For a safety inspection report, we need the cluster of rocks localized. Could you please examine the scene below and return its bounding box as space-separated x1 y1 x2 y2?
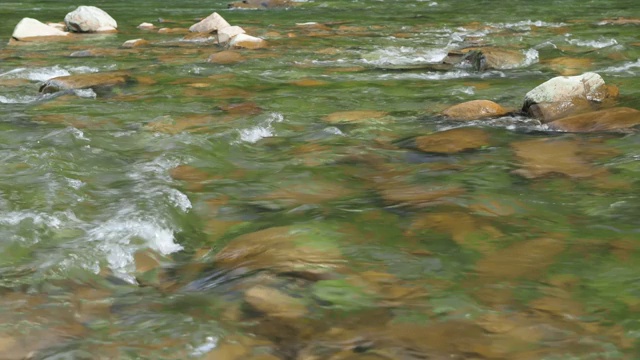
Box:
10 6 117 42
188 12 267 49
441 72 640 133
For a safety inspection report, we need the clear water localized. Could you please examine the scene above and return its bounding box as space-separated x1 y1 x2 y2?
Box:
1 0 640 358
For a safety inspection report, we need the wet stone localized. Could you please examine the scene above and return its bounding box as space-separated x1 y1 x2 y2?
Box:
548 107 640 132
207 50 246 64
415 127 491 154
442 99 509 121
39 71 133 94
510 138 608 179
323 110 388 124
244 285 308 319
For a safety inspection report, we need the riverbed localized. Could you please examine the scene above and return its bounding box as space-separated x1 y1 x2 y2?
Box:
1 0 640 358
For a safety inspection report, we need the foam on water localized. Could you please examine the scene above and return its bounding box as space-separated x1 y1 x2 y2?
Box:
567 37 618 49
361 47 448 66
237 112 285 143
0 95 40 104
0 65 100 82
490 20 566 31
600 59 640 74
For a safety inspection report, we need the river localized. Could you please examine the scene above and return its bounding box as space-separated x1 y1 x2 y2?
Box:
1 0 640 358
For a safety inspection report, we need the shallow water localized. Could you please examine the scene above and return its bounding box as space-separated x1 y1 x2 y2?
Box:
1 0 640 359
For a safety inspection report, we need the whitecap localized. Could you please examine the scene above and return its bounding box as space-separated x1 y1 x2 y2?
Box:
237 112 284 143
361 46 448 67
567 38 618 49
600 59 640 74
0 95 40 104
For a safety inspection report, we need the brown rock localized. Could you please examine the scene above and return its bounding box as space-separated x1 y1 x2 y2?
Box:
442 100 508 120
475 238 565 280
228 0 296 9
544 57 593 76
511 138 608 179
244 285 308 319
122 38 149 48
415 127 490 154
39 71 132 94
214 225 345 275
548 107 640 132
323 110 387 124
379 184 465 208
207 50 246 64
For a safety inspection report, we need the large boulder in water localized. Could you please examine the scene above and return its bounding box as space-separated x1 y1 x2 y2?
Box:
11 18 69 41
442 100 509 121
189 12 230 33
64 6 117 33
548 107 640 132
522 72 614 123
39 71 132 94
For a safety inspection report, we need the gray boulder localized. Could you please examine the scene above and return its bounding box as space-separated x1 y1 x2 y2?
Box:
189 12 230 33
64 6 117 33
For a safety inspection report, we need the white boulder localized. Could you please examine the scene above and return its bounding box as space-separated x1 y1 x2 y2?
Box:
137 22 155 30
64 6 118 33
11 18 69 40
189 12 230 33
522 72 608 122
218 26 246 44
523 72 606 108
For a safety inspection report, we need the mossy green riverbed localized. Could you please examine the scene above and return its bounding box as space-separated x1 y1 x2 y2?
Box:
0 0 639 358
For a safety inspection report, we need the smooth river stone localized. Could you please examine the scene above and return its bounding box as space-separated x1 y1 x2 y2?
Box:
474 238 565 280
548 107 640 132
510 138 606 179
39 71 132 94
415 127 490 154
442 100 509 121
11 17 69 40
323 110 387 124
244 285 308 319
214 225 345 276
64 6 117 33
207 50 246 64
229 34 268 49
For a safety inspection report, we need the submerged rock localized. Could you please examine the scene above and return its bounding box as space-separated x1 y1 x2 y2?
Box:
522 72 612 122
39 71 132 94
228 0 296 9
441 100 508 121
244 285 308 319
207 50 246 64
137 22 154 30
11 18 69 41
189 12 230 33
511 138 607 179
64 6 118 33
415 127 490 154
323 110 387 124
548 107 640 132
445 47 528 71
214 225 345 277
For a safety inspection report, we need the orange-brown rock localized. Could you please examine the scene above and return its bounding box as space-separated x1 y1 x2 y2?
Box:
39 71 132 94
548 107 640 132
244 286 308 319
323 110 387 124
544 57 593 76
475 238 565 280
511 138 608 179
415 127 490 154
207 50 246 64
441 100 508 121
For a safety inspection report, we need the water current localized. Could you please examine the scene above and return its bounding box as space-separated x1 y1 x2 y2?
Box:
0 0 639 358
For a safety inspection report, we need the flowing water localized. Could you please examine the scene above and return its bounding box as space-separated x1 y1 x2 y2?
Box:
1 0 640 358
